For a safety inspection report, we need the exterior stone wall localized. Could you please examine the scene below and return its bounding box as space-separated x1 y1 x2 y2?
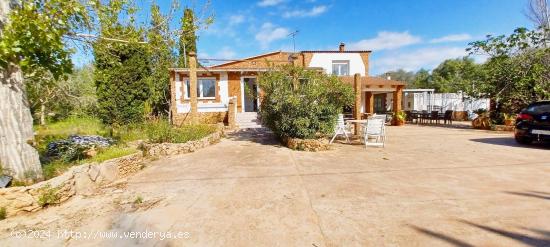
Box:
0 125 225 217
172 112 228 126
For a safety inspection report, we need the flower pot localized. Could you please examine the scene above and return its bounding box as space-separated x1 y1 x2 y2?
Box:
472 117 491 129
504 119 515 126
392 119 405 126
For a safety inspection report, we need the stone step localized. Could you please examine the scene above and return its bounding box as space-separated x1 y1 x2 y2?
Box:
235 112 263 129
236 121 262 126
236 118 259 122
236 114 259 120
237 124 264 129
236 118 261 123
236 118 260 122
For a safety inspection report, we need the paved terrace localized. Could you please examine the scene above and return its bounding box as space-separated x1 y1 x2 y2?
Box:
1 124 549 246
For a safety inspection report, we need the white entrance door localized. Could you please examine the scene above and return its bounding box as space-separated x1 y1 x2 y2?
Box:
242 77 258 112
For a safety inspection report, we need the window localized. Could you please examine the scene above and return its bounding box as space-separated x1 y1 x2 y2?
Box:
185 78 216 99
332 60 349 76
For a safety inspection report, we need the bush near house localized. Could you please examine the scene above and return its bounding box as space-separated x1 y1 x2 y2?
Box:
258 65 354 139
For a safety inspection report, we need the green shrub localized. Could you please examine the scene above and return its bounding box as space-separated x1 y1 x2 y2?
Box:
0 207 6 220
37 185 60 207
94 33 151 126
59 143 89 162
133 196 143 204
258 65 354 139
145 120 215 143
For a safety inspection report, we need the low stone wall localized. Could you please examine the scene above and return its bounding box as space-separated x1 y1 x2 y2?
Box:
283 137 330 152
492 125 515 132
0 124 225 217
143 124 225 156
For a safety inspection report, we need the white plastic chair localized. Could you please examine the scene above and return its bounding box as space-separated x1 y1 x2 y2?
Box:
371 114 387 121
330 114 351 144
363 118 385 148
370 114 388 140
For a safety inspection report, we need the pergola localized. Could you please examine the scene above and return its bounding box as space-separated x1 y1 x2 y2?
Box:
341 74 406 115
341 74 406 134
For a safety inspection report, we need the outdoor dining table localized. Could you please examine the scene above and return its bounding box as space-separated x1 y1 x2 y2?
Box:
346 119 369 136
346 119 369 124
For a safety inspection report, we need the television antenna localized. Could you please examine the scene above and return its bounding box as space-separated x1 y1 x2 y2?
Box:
288 30 299 52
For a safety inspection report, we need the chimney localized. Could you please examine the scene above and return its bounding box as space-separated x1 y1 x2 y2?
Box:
339 42 345 52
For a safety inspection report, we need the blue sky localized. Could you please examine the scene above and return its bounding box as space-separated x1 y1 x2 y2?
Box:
73 0 534 75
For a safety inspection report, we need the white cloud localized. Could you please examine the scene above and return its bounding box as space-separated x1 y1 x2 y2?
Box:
216 47 237 59
197 52 209 58
255 22 290 49
282 5 328 18
347 31 422 51
229 15 245 25
372 47 467 73
258 0 284 7
202 14 245 37
430 34 472 43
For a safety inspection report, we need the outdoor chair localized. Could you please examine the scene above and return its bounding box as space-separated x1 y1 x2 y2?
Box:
363 118 385 148
404 111 413 123
444 110 454 125
411 110 419 124
430 111 440 124
419 110 428 124
330 114 351 144
372 114 388 124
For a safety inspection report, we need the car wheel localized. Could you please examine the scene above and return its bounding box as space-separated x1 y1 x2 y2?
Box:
515 136 533 144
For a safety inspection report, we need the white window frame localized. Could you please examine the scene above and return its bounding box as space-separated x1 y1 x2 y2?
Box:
332 60 350 76
183 77 217 99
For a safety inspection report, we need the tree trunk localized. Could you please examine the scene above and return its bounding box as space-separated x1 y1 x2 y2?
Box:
0 1 43 180
39 101 46 125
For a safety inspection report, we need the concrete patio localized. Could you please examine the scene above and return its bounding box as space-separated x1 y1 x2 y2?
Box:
1 124 549 246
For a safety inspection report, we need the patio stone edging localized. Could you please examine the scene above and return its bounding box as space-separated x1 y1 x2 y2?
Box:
282 137 330 152
0 124 225 218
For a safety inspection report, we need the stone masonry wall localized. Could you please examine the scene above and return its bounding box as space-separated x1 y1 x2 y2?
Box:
172 112 228 127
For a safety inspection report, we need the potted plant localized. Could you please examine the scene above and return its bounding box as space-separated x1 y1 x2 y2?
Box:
503 113 516 126
472 108 491 129
392 111 406 126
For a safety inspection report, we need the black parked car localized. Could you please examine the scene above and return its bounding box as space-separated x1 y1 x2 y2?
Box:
515 101 550 144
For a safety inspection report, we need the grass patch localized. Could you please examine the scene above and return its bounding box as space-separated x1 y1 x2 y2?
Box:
37 185 60 207
41 146 138 180
114 123 149 143
83 146 138 164
35 116 106 137
145 120 216 143
35 116 215 182
0 207 6 220
42 160 72 180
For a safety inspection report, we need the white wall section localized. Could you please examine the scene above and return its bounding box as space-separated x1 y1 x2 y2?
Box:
308 53 366 76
